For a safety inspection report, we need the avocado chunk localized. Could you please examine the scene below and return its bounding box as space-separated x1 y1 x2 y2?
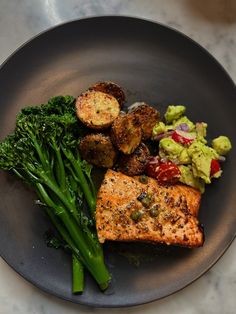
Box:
179 165 205 193
188 142 219 184
152 121 166 136
164 105 186 124
196 122 208 144
212 136 232 155
174 116 195 131
159 138 191 164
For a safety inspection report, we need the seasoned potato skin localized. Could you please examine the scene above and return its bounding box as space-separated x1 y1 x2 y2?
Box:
79 133 117 168
89 81 125 108
111 113 142 155
117 143 150 176
76 90 120 130
130 104 160 140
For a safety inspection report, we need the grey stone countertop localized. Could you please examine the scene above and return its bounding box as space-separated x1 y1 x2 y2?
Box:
0 1 235 313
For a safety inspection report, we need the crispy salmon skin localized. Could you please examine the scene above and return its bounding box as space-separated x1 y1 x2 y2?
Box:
96 170 204 247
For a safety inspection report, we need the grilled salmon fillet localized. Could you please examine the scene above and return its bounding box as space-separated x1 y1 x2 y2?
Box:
96 170 204 247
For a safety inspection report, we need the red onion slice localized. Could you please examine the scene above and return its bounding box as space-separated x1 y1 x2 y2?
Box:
176 123 190 132
153 130 174 141
175 129 196 141
218 155 226 162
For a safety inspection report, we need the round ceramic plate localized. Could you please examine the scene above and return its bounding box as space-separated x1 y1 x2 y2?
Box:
0 16 235 308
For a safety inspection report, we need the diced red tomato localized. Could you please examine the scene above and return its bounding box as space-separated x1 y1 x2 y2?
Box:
157 162 181 184
171 131 194 145
146 157 180 184
145 156 161 178
210 159 221 176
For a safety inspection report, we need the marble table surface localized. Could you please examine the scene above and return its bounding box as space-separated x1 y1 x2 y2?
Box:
0 1 235 313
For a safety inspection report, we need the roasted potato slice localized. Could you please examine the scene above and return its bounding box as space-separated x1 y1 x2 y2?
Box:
117 142 150 176
89 81 125 107
111 113 142 154
130 104 160 140
79 133 117 168
76 90 120 129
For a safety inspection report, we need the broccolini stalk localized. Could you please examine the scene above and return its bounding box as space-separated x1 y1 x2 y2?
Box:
0 96 111 291
72 254 84 293
36 176 110 287
37 189 85 293
61 136 97 217
36 183 85 292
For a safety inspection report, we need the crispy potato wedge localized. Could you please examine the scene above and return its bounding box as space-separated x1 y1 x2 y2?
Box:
79 133 117 168
89 81 125 107
117 142 150 176
130 104 160 140
76 90 120 129
111 113 142 154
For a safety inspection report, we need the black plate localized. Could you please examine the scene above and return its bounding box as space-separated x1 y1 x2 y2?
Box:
0 16 235 308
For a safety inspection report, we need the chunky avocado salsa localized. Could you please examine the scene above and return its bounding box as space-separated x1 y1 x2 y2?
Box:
152 105 232 193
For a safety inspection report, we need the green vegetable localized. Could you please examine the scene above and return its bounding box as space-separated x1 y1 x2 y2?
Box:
196 122 207 137
72 254 84 293
44 228 84 292
152 121 166 136
130 210 143 222
188 142 219 184
159 138 183 156
44 230 64 249
212 135 232 155
149 206 159 217
195 122 208 144
137 192 153 208
44 229 84 292
173 116 195 131
0 96 110 291
179 165 205 193
159 138 186 163
164 105 186 123
179 148 191 164
139 175 148 184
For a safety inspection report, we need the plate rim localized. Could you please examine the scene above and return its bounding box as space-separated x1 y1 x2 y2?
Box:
0 15 235 308
0 15 235 90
